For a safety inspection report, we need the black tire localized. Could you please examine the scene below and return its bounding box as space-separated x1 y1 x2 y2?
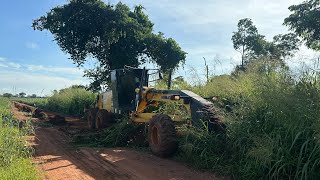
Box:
87 108 98 129
148 114 177 157
95 109 114 129
202 105 226 133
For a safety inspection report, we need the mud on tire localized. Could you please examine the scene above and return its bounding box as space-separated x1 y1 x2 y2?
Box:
148 114 177 157
87 108 98 129
95 109 114 129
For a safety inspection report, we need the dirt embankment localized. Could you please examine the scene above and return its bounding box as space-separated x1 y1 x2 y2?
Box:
12 103 222 180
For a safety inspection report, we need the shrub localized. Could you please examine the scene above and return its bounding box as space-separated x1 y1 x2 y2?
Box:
177 60 320 179
46 87 96 116
0 97 39 179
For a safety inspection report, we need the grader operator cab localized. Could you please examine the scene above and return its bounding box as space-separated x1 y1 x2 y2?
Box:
87 67 225 157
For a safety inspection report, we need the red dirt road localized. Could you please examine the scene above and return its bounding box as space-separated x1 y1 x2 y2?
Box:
13 106 221 180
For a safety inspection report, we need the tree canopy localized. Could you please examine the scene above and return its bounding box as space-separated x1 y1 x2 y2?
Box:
231 18 265 68
284 0 320 51
232 18 300 71
32 0 186 91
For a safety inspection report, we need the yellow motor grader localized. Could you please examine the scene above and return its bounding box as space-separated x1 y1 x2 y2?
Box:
87 67 225 157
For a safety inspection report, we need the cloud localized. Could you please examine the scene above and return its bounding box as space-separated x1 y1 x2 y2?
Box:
26 65 83 76
0 70 88 96
26 42 39 49
0 57 88 95
0 57 21 69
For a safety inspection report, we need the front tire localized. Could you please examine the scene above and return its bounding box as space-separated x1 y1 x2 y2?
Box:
87 108 98 129
95 109 114 129
148 114 177 157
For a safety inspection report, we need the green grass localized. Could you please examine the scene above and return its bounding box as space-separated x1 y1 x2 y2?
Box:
0 97 39 180
173 60 320 179
14 87 96 117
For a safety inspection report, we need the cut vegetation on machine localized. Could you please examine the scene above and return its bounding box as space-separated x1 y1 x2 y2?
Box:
87 67 226 157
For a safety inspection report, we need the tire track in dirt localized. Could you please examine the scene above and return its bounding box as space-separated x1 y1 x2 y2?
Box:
32 127 136 180
12 104 222 180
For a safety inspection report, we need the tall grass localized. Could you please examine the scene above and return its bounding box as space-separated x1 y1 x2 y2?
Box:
46 87 96 116
14 87 96 116
176 60 320 179
0 97 39 179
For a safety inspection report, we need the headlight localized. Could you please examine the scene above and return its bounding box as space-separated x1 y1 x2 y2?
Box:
171 95 180 100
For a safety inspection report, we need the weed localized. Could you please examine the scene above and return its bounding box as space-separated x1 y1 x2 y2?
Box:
0 97 39 179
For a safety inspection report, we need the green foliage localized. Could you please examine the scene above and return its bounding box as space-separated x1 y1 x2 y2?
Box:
12 97 48 109
18 92 26 98
232 18 300 71
177 60 320 179
284 0 320 50
13 87 96 116
33 0 186 91
231 18 265 67
47 87 96 116
2 93 13 98
73 118 147 148
0 98 39 179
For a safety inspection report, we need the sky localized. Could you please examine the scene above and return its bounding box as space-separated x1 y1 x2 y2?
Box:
0 0 317 96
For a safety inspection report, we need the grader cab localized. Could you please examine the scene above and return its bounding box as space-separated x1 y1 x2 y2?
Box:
87 67 225 157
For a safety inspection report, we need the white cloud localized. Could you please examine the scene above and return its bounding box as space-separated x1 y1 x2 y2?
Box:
0 63 8 68
0 57 88 95
0 58 21 69
26 42 39 49
26 64 83 75
0 70 88 96
8 62 21 69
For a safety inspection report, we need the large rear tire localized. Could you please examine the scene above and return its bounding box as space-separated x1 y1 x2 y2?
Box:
95 109 114 129
148 114 177 157
87 108 98 129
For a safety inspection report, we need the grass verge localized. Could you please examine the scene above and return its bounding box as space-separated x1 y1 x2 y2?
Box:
0 97 39 180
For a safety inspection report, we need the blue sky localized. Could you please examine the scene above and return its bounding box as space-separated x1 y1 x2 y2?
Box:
0 0 316 95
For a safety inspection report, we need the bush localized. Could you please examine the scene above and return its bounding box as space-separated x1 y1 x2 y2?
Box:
177 60 320 179
46 87 96 116
0 97 39 179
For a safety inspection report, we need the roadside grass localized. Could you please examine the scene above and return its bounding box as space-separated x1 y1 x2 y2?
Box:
0 97 40 180
14 87 96 117
173 61 320 179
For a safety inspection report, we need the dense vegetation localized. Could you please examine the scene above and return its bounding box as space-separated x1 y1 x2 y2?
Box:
14 87 96 117
171 60 320 179
0 98 39 179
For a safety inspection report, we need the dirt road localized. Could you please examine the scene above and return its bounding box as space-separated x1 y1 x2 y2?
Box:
13 106 220 180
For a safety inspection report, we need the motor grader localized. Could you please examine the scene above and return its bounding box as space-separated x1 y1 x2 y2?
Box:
87 67 225 157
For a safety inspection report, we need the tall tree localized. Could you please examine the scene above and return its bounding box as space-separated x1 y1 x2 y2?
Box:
271 33 301 60
19 92 26 98
284 0 320 51
231 18 265 68
232 18 301 72
33 0 186 91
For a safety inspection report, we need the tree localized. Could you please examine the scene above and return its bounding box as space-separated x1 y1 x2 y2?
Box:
284 0 320 51
19 92 26 98
3 93 13 98
32 0 186 91
232 18 301 72
30 94 37 98
231 18 265 69
270 33 301 59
